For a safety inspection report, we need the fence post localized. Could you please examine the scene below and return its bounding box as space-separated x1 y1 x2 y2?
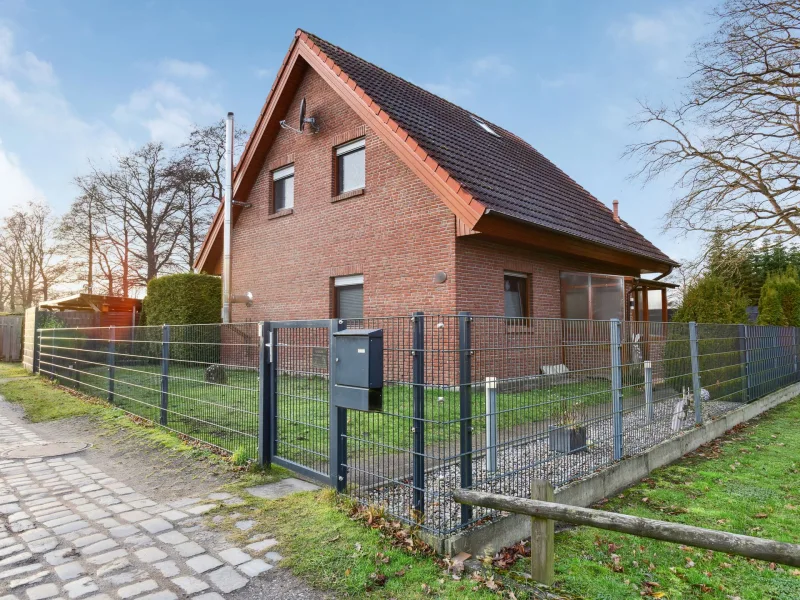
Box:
411 311 425 515
644 361 653 423
258 321 273 468
794 328 798 383
530 479 555 586
458 311 473 525
160 324 169 426
610 319 624 461
32 311 41 374
329 319 348 492
486 376 498 472
689 322 702 425
107 326 116 404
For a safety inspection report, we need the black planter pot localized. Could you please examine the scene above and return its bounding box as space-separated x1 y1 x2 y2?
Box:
548 425 588 454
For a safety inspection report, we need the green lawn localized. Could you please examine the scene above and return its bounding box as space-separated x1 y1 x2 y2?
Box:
503 395 800 599
40 361 611 467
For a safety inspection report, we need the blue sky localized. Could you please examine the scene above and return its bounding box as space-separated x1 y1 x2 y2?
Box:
0 0 717 264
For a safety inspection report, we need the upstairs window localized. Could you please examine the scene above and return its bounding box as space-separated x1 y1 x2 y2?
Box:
504 272 529 319
334 274 364 320
560 272 624 321
335 138 365 195
272 165 294 211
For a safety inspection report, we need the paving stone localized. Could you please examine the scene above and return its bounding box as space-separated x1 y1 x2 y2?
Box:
136 592 176 600
63 528 97 542
118 510 149 523
171 575 209 594
186 554 222 574
0 504 22 515
159 511 188 522
0 563 43 580
95 558 130 577
118 579 158 599
104 571 139 586
24 583 58 599
127 499 156 509
107 504 133 515
0 551 33 566
238 559 273 577
206 492 232 501
245 478 320 499
80 538 117 556
118 533 150 548
83 509 110 520
107 525 138 539
7 569 48 589
192 595 224 600
265 551 283 563
0 544 24 558
173 541 204 558
19 529 49 543
245 539 278 554
234 520 254 531
134 547 167 563
27 537 58 554
42 514 79 528
63 577 98 598
9 520 34 533
207 565 248 592
218 547 250 566
86 548 128 565
54 561 86 581
151 560 179 577
7 511 29 523
139 519 171 534
73 533 108 549
185 504 217 516
155 531 188 545
53 521 89 536
45 548 79 566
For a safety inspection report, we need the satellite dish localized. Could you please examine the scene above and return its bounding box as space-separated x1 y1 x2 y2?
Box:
299 98 307 133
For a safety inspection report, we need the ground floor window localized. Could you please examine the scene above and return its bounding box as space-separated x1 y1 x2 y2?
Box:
560 272 624 320
504 271 529 318
334 275 364 320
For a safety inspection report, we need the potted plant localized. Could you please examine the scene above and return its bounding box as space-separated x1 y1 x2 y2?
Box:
548 402 588 454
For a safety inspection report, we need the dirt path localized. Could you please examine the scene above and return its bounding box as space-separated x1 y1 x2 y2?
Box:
0 398 329 599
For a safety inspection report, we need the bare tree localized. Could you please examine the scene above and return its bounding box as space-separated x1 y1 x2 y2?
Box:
169 157 215 268
629 0 800 248
182 120 248 205
94 143 185 285
58 177 102 293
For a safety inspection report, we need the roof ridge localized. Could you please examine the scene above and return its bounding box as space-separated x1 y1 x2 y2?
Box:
297 29 620 222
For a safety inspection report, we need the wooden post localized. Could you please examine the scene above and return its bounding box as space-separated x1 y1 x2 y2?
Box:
530 480 555 586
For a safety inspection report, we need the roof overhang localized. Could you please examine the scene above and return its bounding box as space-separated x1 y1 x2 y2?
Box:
39 293 142 313
470 210 678 276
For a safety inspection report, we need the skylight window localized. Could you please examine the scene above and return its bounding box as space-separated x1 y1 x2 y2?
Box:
471 116 500 137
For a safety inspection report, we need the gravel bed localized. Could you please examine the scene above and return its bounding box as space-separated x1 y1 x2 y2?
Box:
359 396 742 534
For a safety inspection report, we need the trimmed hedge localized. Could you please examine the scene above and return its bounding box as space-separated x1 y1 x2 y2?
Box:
142 273 221 326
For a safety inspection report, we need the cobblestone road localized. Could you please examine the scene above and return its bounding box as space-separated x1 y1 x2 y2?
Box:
0 413 319 599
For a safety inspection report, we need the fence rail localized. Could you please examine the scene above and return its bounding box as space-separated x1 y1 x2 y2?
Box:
29 315 800 536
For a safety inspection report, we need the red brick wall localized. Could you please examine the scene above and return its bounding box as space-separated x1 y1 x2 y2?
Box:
227 67 457 322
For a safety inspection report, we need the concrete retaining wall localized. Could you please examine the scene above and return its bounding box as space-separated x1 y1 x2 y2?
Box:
423 382 800 556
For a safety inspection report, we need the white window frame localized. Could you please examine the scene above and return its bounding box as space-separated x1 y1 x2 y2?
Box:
335 138 365 156
272 164 294 211
335 138 366 195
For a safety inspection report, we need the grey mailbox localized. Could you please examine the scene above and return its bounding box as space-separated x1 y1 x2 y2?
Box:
332 329 383 412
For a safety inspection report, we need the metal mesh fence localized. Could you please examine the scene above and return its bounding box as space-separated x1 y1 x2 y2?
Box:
37 323 260 457
34 316 800 536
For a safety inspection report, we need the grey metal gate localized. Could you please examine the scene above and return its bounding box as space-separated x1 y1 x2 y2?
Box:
263 319 347 488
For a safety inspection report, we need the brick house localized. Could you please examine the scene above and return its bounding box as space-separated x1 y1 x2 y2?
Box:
194 30 677 325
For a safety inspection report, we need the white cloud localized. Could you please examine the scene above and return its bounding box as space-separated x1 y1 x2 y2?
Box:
158 58 211 80
113 80 222 145
0 140 43 215
471 55 514 78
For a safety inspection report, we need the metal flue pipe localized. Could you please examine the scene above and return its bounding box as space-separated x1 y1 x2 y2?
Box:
222 112 234 323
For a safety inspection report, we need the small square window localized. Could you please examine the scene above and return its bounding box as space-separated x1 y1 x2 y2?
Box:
504 272 529 319
334 274 364 320
335 138 365 195
272 165 294 211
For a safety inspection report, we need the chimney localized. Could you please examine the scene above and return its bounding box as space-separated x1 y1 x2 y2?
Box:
612 199 620 223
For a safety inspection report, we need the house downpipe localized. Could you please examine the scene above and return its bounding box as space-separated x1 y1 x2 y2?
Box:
222 112 234 324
